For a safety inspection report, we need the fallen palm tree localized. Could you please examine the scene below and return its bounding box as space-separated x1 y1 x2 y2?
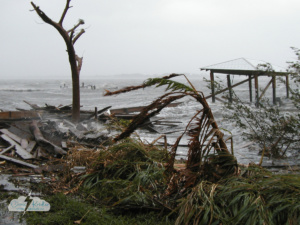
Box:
105 74 237 182
100 74 238 211
74 74 299 224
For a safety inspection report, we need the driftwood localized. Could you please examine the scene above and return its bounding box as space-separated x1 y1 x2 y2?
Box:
29 120 67 156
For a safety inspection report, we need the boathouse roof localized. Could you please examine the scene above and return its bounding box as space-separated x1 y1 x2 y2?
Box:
200 58 288 75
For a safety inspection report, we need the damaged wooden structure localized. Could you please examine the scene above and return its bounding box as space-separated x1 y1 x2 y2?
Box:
201 58 291 106
0 99 183 171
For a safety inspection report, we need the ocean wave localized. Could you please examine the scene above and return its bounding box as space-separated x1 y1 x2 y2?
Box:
0 89 43 92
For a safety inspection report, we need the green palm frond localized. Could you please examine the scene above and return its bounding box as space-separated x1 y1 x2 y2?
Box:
144 77 195 93
172 168 300 225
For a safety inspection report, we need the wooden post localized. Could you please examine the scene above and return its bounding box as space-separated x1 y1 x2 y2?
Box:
227 74 233 103
286 75 289 98
272 75 276 105
249 75 253 103
255 75 259 107
210 71 215 103
95 107 98 120
205 76 254 99
259 79 272 101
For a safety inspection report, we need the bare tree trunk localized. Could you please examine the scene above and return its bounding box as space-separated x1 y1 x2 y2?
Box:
31 0 85 123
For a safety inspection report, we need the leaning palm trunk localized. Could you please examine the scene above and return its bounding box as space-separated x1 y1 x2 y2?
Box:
105 74 237 194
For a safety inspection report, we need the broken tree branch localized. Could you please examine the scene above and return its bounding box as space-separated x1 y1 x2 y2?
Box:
75 55 83 73
67 19 85 33
31 2 56 27
59 0 71 25
73 29 85 45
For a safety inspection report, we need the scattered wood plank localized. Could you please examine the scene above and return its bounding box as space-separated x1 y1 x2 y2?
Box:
61 141 67 149
23 100 40 110
7 124 32 140
34 164 66 174
29 120 67 156
0 154 38 169
0 145 15 155
88 106 112 119
0 129 21 143
58 104 72 110
0 134 34 159
0 111 40 121
21 139 28 149
34 147 49 159
26 141 36 153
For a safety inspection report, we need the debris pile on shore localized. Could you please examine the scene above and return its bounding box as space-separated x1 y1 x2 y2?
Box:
1 73 300 224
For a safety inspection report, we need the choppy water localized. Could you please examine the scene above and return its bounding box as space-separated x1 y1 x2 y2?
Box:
0 76 296 165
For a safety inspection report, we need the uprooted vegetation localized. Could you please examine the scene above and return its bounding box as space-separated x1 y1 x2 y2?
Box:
2 74 300 224
24 140 300 225
57 74 298 224
82 138 169 208
26 140 300 224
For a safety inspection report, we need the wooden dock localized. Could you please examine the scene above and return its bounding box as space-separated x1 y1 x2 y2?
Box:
0 111 41 121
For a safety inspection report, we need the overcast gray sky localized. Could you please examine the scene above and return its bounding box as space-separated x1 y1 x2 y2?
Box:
1 0 299 79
